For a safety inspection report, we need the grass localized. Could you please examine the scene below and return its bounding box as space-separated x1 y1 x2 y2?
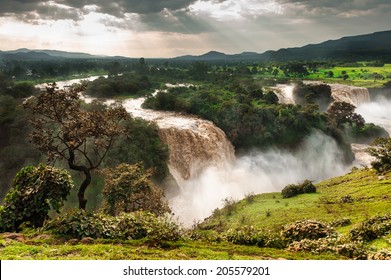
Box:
306 64 391 88
201 168 391 234
0 236 340 260
1 167 390 260
254 63 391 88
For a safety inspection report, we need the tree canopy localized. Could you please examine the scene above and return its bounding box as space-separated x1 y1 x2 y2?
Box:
24 84 128 209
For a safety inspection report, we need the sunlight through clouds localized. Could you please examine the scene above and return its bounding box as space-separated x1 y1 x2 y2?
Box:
189 0 284 20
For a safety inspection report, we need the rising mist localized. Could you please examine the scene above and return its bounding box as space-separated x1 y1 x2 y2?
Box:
169 130 349 225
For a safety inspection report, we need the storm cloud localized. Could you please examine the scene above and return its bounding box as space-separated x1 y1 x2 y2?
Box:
0 0 390 57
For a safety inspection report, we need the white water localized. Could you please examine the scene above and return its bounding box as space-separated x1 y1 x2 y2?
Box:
356 97 391 135
170 131 348 225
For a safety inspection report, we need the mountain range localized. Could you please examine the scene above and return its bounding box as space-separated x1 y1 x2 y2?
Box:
1 30 390 62
174 30 391 61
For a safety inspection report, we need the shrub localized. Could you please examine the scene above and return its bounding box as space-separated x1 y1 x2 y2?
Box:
225 226 285 248
349 214 391 242
281 220 334 243
340 195 354 203
281 180 316 198
287 238 367 259
225 226 267 247
330 218 351 227
44 210 181 242
221 197 238 216
367 138 391 173
368 250 391 260
0 164 73 232
101 163 170 216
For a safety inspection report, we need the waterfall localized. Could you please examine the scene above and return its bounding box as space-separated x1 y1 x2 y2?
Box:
122 96 235 187
273 84 295 104
329 84 370 107
275 82 371 107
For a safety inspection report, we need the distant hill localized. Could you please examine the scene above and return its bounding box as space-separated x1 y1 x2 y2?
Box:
0 49 126 60
173 30 391 62
1 30 390 62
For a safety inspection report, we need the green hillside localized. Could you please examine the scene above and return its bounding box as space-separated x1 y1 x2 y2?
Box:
1 167 390 260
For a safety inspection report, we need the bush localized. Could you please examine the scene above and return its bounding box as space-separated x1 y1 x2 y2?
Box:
281 180 316 198
225 226 285 248
101 163 170 216
367 138 391 173
44 210 182 242
340 195 354 203
0 164 73 232
349 214 391 242
330 218 351 227
368 250 391 260
287 238 367 259
281 220 334 243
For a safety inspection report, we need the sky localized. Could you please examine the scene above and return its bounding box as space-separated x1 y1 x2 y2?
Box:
0 0 390 58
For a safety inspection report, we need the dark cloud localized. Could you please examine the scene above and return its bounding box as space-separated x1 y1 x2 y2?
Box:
138 10 212 34
0 0 41 15
277 0 390 12
0 1 199 19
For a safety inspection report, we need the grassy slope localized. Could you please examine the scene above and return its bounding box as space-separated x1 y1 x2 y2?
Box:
1 168 390 259
201 168 390 232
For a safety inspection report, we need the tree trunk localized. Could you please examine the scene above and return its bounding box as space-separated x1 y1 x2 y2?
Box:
77 170 91 210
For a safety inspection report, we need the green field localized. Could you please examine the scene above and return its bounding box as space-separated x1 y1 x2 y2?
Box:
306 64 391 88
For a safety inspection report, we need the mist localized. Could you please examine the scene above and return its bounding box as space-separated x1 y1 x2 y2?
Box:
356 97 391 135
169 130 349 225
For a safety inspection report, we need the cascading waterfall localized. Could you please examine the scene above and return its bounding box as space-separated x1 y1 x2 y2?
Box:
122 96 235 187
49 77 388 224
275 82 391 168
329 84 371 107
275 82 371 107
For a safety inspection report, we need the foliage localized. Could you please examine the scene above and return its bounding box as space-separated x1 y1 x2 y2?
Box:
280 220 335 243
367 138 391 173
85 74 151 98
349 214 391 242
287 238 368 259
329 218 351 227
348 123 389 143
327 101 365 129
24 84 128 209
293 82 332 111
143 83 338 153
281 180 316 198
0 164 73 232
225 226 285 249
44 210 181 242
104 117 169 180
368 250 391 260
101 163 170 216
221 197 238 216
